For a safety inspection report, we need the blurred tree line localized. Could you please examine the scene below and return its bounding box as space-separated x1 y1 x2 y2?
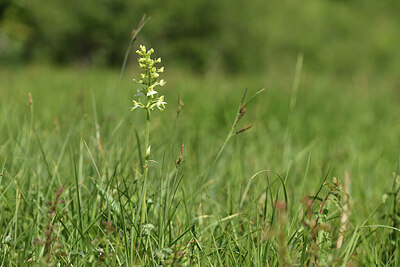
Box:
1 0 400 73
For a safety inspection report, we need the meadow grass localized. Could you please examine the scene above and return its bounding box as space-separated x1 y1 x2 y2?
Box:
0 62 399 265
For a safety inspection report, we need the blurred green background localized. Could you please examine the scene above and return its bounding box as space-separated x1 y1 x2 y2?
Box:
1 0 400 75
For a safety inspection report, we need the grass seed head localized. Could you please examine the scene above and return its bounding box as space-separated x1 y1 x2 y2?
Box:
28 92 33 109
175 143 184 168
235 124 253 134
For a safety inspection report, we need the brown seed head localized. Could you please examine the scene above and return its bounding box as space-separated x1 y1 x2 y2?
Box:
235 105 246 125
176 143 184 168
28 92 33 109
235 124 253 134
177 93 184 117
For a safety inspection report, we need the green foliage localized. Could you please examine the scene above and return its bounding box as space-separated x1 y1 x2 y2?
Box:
0 62 399 264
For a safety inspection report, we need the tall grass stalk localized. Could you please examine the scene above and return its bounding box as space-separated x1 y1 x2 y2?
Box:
116 14 150 93
197 87 265 188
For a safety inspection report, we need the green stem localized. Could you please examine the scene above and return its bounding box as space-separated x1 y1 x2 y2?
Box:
202 88 264 183
141 109 151 224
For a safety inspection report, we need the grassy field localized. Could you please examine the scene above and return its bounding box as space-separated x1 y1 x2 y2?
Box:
0 60 400 265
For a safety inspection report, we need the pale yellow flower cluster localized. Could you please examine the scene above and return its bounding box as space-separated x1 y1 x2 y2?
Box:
131 45 167 111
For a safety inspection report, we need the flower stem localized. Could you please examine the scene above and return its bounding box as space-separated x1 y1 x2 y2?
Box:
141 108 151 224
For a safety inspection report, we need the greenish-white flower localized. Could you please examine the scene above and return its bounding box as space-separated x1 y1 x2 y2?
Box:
147 89 157 97
131 100 144 111
156 96 167 110
131 45 167 112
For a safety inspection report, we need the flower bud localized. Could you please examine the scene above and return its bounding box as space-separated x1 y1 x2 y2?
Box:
146 145 151 159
